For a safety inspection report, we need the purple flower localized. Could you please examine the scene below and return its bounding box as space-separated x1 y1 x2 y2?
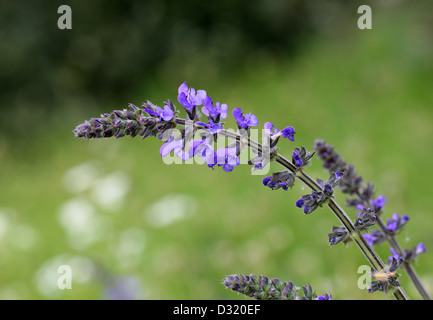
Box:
265 123 295 141
292 151 303 167
328 226 350 246
363 229 387 246
177 82 207 112
386 213 409 234
390 242 426 263
196 119 223 134
370 195 387 212
416 243 426 255
280 127 295 141
206 147 240 172
354 208 377 231
232 108 258 129
144 104 174 121
263 176 273 187
363 233 375 247
184 139 214 161
295 199 305 208
264 122 278 135
262 171 294 191
160 137 187 160
202 96 228 120
389 247 403 262
315 293 332 300
324 183 333 193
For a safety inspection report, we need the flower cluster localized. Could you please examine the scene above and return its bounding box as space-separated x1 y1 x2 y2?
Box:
368 257 403 295
73 102 170 140
262 171 295 191
222 274 331 300
390 243 426 263
177 82 207 120
328 225 351 246
363 229 387 247
385 213 410 235
314 139 427 298
291 146 315 169
354 208 377 231
74 82 297 178
295 171 344 214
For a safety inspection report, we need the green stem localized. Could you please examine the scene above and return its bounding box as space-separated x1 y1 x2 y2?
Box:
175 119 410 299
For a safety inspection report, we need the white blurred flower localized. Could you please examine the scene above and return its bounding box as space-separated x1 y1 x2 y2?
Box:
91 171 131 211
57 197 111 250
62 161 102 193
109 228 146 269
145 194 197 228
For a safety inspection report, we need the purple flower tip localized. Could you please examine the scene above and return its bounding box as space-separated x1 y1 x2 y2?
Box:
262 176 272 186
280 127 295 141
416 243 426 255
295 199 305 208
232 108 258 129
264 122 278 135
292 151 303 167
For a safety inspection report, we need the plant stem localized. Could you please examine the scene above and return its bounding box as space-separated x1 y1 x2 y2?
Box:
224 128 409 299
356 192 431 300
175 119 410 299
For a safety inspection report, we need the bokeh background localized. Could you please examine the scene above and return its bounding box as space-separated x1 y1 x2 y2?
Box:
0 0 432 300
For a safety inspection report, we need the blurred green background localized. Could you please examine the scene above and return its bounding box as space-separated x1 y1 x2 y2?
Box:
0 0 432 300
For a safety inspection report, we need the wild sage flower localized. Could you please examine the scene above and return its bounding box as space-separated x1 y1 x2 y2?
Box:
178 82 207 111
314 140 365 196
264 122 296 142
328 225 351 246
390 243 426 263
73 103 160 140
385 213 409 235
264 122 279 136
291 146 315 169
184 138 214 162
370 195 387 213
363 229 387 246
315 293 333 300
295 171 344 214
354 208 377 231
196 119 223 134
232 107 258 129
160 136 186 159
206 147 240 172
143 103 174 121
201 96 228 122
178 82 207 119
368 257 402 295
262 171 295 191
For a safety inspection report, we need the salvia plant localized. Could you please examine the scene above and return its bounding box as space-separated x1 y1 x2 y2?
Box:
73 82 430 300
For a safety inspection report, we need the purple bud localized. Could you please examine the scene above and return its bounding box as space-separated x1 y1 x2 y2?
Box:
280 127 295 141
295 199 305 208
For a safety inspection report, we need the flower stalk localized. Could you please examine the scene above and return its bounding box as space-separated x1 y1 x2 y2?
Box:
314 140 430 300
